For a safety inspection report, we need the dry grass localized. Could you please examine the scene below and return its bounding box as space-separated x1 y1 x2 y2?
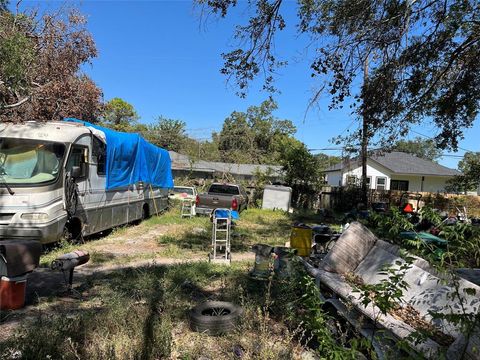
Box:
2 207 337 359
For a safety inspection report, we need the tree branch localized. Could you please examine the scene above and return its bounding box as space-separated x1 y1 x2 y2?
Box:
3 96 30 109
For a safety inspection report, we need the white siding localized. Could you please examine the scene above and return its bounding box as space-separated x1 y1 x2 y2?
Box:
325 162 454 192
390 175 452 192
339 161 392 189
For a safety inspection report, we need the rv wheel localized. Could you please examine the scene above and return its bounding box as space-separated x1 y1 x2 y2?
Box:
142 204 150 220
62 218 82 243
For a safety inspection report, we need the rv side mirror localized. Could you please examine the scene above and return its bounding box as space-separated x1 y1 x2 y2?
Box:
71 166 81 178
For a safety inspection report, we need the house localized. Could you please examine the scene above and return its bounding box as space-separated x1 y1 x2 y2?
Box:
324 151 460 192
169 151 284 183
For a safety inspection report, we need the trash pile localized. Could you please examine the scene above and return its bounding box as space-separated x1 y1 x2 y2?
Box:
301 222 480 359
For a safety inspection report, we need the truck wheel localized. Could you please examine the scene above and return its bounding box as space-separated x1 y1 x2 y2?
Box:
189 301 243 335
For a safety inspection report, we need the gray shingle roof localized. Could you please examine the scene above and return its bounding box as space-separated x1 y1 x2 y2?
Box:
325 151 460 176
169 151 283 177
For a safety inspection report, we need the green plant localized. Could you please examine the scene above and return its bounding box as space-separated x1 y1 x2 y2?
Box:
355 258 413 342
293 269 359 359
367 207 415 243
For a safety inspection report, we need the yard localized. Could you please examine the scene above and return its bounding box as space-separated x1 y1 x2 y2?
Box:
2 205 479 360
0 208 360 360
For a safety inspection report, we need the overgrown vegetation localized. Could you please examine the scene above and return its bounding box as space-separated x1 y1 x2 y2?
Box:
365 206 480 268
0 260 359 359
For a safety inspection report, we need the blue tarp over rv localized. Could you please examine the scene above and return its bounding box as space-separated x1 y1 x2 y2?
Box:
64 118 174 190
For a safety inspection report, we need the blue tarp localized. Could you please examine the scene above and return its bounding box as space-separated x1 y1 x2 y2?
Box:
64 118 173 190
213 209 239 220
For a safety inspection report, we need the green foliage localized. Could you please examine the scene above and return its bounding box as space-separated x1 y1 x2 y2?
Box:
101 97 140 130
251 167 274 206
0 7 102 122
446 152 480 193
439 223 480 267
296 270 360 359
367 205 480 267
391 137 442 161
201 0 480 152
0 0 8 12
367 207 415 243
315 152 342 171
0 13 35 99
146 116 187 152
218 99 296 164
356 259 413 318
280 139 320 186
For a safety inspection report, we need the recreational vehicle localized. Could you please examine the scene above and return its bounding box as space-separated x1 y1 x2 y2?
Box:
0 119 173 244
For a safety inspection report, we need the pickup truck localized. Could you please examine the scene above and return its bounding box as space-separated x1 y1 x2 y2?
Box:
196 183 248 215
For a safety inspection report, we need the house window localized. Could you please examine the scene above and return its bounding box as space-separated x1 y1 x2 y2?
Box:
366 176 371 188
391 180 409 191
376 177 387 190
346 175 358 186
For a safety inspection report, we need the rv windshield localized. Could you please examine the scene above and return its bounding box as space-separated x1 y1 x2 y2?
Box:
0 138 66 185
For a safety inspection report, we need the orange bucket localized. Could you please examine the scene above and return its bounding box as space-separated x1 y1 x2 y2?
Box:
0 275 27 310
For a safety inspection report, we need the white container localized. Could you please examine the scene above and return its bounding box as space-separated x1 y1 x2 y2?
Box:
262 185 292 211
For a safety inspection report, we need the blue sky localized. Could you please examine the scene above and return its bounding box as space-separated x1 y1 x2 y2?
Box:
21 0 479 168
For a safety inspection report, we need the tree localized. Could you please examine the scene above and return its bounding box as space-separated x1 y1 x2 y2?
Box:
146 117 187 152
101 98 140 131
0 7 102 122
280 138 322 208
218 99 296 164
0 0 8 12
391 137 442 162
446 152 480 193
315 153 342 171
199 0 480 202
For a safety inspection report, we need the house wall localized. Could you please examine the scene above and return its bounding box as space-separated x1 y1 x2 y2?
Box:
341 163 391 189
325 163 453 192
389 175 451 192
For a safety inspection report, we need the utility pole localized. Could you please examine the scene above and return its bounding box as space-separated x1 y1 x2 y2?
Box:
361 57 369 208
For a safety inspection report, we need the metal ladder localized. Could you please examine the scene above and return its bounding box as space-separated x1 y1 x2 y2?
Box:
209 208 231 265
181 199 194 218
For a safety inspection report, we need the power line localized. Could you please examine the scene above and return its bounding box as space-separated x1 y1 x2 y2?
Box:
410 129 474 153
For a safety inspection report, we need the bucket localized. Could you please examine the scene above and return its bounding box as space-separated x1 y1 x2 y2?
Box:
250 244 273 279
0 275 27 310
290 225 312 257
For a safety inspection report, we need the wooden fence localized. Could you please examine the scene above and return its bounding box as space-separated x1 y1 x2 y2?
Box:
319 186 480 216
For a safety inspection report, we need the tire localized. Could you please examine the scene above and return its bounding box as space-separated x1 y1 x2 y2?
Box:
189 301 243 335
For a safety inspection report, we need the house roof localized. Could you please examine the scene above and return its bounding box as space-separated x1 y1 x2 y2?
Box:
325 151 460 176
169 151 283 177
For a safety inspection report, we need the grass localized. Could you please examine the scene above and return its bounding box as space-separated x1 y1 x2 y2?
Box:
0 261 306 359
2 207 352 359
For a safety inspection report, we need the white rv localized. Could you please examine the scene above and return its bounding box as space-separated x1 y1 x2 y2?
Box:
0 120 173 244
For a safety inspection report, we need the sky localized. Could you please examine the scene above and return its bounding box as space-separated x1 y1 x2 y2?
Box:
20 0 480 169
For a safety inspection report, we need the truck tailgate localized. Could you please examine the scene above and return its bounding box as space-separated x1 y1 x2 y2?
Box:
198 193 233 209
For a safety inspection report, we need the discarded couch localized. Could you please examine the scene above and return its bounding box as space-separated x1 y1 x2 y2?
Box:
303 222 480 359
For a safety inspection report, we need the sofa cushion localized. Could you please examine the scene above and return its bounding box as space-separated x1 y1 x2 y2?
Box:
320 222 377 274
